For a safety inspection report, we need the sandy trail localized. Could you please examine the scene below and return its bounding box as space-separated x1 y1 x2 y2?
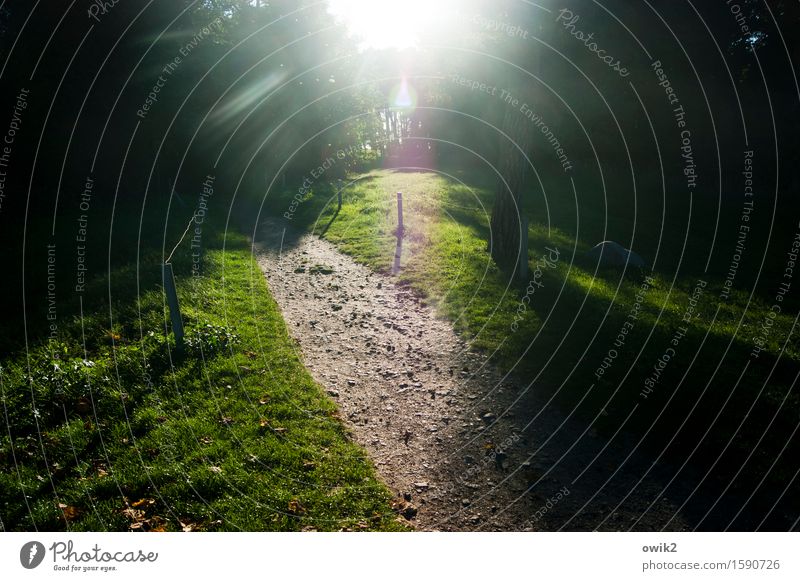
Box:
254 219 691 531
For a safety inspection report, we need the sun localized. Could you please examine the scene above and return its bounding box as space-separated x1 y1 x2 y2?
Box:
327 0 459 50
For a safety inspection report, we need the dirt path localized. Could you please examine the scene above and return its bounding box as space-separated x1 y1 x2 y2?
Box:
254 219 693 531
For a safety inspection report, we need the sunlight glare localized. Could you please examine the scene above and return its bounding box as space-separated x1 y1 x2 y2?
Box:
327 0 459 50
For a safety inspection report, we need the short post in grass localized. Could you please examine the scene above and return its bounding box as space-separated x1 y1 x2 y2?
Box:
163 262 184 349
518 215 529 281
337 179 343 211
396 191 404 234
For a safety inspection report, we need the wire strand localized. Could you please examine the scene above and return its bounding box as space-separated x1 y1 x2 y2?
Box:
165 215 196 264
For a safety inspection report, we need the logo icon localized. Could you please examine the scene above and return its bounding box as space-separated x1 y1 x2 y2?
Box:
20 541 46 569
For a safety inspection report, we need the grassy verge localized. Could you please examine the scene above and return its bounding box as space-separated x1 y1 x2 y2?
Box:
0 229 403 531
267 168 800 523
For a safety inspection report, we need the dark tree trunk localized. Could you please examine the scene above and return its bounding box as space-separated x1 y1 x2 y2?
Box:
489 91 534 270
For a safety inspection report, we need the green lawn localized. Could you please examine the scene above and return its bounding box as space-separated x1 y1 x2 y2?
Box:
0 230 403 531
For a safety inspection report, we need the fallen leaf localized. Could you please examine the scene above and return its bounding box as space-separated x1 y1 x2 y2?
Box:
58 503 81 522
121 507 146 522
132 498 155 509
287 499 306 515
209 466 222 474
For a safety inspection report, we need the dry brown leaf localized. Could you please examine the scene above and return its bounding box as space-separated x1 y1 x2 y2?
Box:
58 503 81 521
287 499 306 515
121 507 146 521
132 498 155 509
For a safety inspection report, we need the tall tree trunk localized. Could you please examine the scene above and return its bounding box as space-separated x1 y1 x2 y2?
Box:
489 90 534 270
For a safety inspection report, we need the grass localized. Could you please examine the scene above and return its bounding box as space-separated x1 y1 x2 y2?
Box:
0 228 404 532
266 167 800 526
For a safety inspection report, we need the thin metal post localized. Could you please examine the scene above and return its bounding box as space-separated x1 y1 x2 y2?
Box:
163 262 184 348
397 191 404 233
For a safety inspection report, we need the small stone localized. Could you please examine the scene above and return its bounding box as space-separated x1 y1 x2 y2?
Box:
414 482 429 491
347 379 357 386
462 499 471 507
326 389 340 397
